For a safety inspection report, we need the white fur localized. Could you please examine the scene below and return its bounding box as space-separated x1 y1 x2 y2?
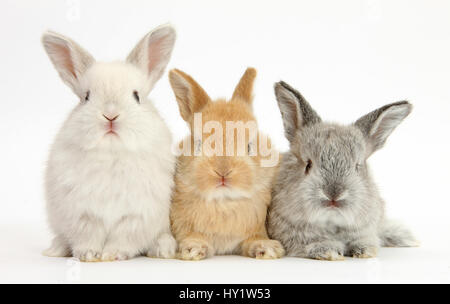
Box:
42 27 177 261
203 187 252 202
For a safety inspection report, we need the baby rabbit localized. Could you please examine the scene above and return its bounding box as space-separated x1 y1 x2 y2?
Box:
268 81 418 261
168 68 285 260
42 25 177 262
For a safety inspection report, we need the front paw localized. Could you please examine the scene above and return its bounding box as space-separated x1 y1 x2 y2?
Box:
306 242 345 261
73 250 102 263
179 239 211 261
349 246 378 259
150 234 177 259
246 240 285 260
101 245 139 262
100 251 131 262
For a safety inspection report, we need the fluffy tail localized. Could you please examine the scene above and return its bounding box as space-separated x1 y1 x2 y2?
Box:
379 219 419 247
43 235 71 257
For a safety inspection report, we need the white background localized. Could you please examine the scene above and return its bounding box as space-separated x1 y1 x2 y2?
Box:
1 0 449 283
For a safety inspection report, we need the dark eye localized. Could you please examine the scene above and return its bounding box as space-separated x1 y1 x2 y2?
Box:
133 91 140 104
194 139 202 154
84 91 90 102
356 164 362 171
305 160 312 175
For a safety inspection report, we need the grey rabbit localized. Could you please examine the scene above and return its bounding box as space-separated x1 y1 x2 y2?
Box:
267 81 418 260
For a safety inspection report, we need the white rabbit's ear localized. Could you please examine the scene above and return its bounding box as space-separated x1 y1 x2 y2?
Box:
355 101 412 154
274 81 321 143
42 31 95 97
127 25 176 91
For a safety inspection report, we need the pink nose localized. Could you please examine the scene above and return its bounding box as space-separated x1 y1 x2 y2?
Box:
103 114 119 122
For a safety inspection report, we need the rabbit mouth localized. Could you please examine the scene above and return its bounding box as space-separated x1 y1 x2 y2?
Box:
105 128 118 136
213 170 233 188
322 200 344 208
216 178 231 188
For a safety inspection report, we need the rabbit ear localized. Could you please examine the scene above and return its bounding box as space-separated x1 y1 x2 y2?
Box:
355 101 412 154
127 25 176 91
231 67 257 104
42 31 95 97
274 81 321 142
169 69 211 122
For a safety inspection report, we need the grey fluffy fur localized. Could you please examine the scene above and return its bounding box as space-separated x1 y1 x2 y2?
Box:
268 81 418 260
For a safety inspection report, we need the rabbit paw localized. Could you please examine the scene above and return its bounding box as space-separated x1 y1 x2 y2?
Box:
149 234 177 259
100 251 131 262
306 242 345 261
43 236 70 257
314 250 345 261
246 240 285 259
350 246 378 259
73 250 102 263
179 239 211 261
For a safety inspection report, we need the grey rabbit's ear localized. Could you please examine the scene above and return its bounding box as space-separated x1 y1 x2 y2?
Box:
355 101 412 154
274 81 321 142
42 31 95 97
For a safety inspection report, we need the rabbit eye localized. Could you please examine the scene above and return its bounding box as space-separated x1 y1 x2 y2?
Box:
133 91 140 104
305 160 312 175
84 91 90 102
248 142 255 155
194 139 202 154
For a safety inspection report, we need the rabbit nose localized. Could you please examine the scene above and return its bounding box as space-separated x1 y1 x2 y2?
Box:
103 114 119 122
324 183 345 201
214 170 232 178
214 170 232 186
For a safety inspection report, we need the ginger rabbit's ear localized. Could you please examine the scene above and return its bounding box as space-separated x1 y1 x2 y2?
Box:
231 67 257 104
168 69 211 122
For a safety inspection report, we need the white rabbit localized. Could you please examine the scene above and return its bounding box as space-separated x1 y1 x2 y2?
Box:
268 81 418 260
42 25 177 262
